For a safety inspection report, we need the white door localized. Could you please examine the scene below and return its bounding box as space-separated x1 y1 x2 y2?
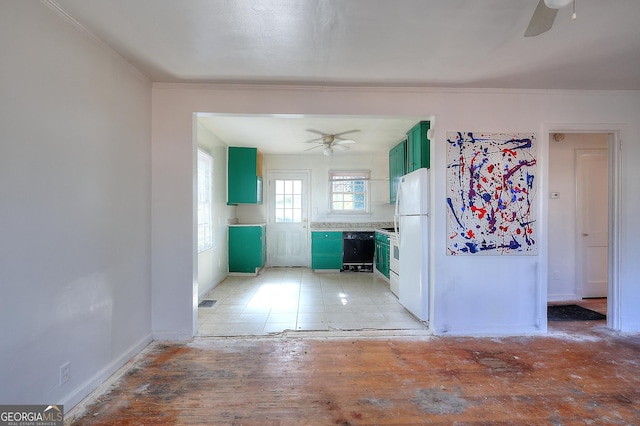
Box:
267 171 309 267
576 149 608 298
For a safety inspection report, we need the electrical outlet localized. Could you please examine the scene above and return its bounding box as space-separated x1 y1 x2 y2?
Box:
59 362 70 386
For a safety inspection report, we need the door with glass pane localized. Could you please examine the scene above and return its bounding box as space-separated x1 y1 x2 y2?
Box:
267 171 309 267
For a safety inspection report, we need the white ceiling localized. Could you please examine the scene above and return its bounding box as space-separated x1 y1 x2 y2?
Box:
51 0 640 154
197 114 424 155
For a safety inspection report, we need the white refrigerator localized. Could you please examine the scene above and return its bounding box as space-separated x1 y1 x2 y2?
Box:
395 168 429 321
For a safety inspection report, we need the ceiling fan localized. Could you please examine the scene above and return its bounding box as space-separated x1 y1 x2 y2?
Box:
524 0 576 37
303 129 360 156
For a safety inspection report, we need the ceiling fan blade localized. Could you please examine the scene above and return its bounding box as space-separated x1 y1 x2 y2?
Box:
334 138 355 144
333 144 350 151
524 0 558 37
304 145 323 151
303 137 324 143
333 129 360 138
305 129 327 136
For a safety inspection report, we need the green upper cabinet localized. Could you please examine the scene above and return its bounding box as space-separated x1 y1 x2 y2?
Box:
406 121 430 172
389 139 407 205
227 147 263 205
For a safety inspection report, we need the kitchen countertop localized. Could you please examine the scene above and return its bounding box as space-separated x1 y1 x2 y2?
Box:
310 221 395 233
309 222 393 231
374 228 397 237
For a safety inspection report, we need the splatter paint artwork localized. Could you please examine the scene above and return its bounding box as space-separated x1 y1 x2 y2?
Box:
446 132 537 255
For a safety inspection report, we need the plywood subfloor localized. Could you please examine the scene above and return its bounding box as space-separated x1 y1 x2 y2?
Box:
68 325 640 425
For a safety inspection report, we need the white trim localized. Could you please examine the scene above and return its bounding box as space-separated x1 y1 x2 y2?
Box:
152 330 194 341
608 132 623 330
153 82 640 97
61 333 152 413
547 293 580 302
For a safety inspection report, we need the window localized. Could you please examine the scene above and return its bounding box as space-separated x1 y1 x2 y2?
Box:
329 171 370 214
197 150 213 252
274 179 302 222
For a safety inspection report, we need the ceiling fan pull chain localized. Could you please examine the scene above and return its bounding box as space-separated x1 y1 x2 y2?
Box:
572 0 577 20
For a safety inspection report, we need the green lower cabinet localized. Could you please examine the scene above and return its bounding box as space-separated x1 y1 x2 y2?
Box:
311 231 343 270
375 232 390 278
228 225 266 274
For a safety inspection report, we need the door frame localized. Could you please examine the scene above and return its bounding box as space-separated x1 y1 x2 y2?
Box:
540 123 623 331
265 169 311 267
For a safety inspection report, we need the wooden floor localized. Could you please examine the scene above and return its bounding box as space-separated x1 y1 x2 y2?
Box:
67 301 640 425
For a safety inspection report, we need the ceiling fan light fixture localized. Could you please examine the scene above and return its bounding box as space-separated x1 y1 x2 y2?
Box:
323 146 333 156
544 0 572 9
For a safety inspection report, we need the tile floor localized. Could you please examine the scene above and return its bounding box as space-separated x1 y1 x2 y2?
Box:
197 267 426 336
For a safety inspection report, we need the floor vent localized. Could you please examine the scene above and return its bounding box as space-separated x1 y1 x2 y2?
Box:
198 300 217 308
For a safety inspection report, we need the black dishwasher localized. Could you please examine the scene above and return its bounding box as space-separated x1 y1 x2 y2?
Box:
342 231 375 272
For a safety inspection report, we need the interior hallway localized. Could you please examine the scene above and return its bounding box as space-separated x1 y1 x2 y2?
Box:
197 268 425 336
67 298 640 425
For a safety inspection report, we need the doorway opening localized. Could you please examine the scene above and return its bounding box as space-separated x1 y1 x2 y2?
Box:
546 128 621 331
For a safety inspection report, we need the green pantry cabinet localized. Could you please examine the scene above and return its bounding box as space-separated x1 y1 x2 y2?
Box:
311 231 343 270
374 232 390 278
389 121 430 204
227 147 263 205
228 224 266 274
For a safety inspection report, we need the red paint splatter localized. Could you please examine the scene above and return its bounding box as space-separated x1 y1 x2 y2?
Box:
471 205 487 219
467 230 475 238
487 164 495 173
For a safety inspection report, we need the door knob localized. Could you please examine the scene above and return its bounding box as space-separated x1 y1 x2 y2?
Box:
582 233 589 236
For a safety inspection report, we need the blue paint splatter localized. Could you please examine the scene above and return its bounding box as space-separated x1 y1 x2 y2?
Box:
447 197 465 230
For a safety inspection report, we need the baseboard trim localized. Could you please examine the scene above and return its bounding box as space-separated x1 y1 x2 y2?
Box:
61 333 152 414
152 329 193 341
547 293 579 302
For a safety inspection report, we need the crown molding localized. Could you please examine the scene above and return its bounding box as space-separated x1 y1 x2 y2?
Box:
152 82 640 97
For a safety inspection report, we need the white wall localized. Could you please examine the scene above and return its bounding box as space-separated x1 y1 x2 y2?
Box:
236 152 395 225
196 123 235 297
152 85 640 336
548 133 608 301
0 1 152 410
